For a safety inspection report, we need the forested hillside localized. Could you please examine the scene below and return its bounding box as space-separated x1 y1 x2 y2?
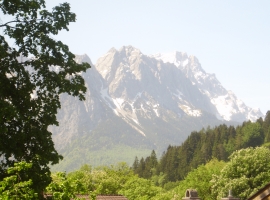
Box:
5 112 269 200
132 111 270 182
40 111 270 200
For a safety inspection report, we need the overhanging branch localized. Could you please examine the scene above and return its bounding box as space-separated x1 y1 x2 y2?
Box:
0 20 21 28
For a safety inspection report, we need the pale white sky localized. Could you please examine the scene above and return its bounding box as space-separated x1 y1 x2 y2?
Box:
8 1 270 115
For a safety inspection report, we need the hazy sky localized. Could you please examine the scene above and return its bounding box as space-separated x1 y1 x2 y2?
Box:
39 1 270 115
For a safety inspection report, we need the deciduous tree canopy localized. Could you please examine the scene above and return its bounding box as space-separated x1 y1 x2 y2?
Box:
0 0 90 197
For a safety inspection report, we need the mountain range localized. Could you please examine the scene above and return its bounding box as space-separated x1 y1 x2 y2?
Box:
49 46 263 171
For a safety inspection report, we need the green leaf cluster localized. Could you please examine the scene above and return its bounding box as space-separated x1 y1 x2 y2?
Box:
0 161 37 200
45 172 79 200
173 158 225 200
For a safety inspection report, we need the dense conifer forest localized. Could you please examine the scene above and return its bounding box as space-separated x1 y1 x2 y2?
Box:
132 111 270 183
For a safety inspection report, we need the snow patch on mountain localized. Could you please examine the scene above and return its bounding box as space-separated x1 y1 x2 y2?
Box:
99 81 146 136
180 105 202 117
151 51 188 69
211 94 236 121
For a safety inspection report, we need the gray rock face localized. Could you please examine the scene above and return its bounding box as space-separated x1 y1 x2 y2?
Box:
50 46 264 169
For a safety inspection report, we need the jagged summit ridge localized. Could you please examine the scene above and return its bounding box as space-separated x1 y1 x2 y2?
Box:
69 46 263 125
95 46 219 123
152 50 263 122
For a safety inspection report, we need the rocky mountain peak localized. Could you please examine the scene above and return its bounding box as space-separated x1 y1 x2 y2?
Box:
119 45 142 57
51 46 264 170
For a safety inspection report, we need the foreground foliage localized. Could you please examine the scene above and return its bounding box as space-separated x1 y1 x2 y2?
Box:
0 162 37 200
0 0 90 197
211 147 270 200
47 163 170 200
173 158 225 200
46 172 79 200
44 146 270 199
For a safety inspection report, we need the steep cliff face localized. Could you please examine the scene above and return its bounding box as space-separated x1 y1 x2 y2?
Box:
50 54 108 149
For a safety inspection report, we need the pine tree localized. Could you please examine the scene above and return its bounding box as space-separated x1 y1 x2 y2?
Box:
263 111 270 140
149 150 158 168
137 158 145 177
132 156 139 174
